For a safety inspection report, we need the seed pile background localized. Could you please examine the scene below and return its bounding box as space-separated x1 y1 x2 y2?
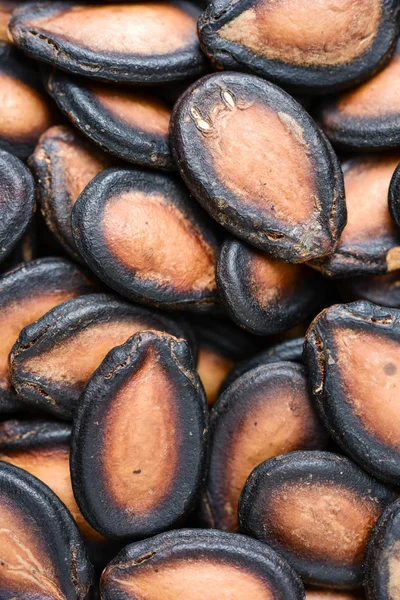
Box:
0 1 400 599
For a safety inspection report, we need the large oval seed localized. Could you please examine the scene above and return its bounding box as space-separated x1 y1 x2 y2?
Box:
310 154 400 277
0 43 54 158
304 301 400 484
198 0 399 94
0 258 94 414
10 293 195 419
71 330 207 540
217 238 322 334
10 1 207 84
29 125 114 260
0 149 35 264
0 461 94 599
171 72 346 263
317 41 400 150
100 529 305 600
46 72 174 169
239 451 395 588
364 499 400 600
72 168 218 309
207 362 327 532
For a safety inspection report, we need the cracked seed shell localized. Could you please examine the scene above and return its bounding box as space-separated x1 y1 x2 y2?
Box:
303 300 400 484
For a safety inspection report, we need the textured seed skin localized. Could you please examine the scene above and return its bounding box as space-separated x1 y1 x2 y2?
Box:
306 591 365 599
100 529 305 600
206 362 327 532
310 154 400 278
217 238 323 335
337 272 400 308
388 161 400 227
220 337 304 394
71 331 208 541
0 148 35 264
0 221 37 274
45 72 174 170
317 41 400 149
304 301 400 484
239 451 396 589
0 419 122 570
171 72 346 263
29 125 114 261
72 168 219 310
9 1 208 84
0 258 94 414
10 293 195 419
198 0 399 94
0 42 54 158
0 461 94 599
365 499 400 600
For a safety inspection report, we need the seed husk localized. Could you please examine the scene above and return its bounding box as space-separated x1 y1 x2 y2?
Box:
10 293 195 420
364 498 400 600
217 237 323 335
310 154 400 278
0 1 17 42
0 460 94 599
45 72 174 169
171 72 346 263
0 418 121 569
0 148 35 264
336 271 400 308
100 529 305 600
0 258 94 414
206 362 327 532
304 300 400 484
9 1 207 84
317 41 400 149
72 167 219 309
0 42 55 159
70 330 208 540
198 0 399 94
239 451 395 588
29 125 114 261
